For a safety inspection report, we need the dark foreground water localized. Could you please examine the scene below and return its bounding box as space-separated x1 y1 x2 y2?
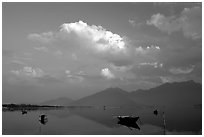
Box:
2 106 202 135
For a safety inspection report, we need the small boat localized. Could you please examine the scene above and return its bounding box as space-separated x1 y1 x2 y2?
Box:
39 114 48 125
117 116 140 122
117 116 140 130
21 110 27 115
153 109 158 116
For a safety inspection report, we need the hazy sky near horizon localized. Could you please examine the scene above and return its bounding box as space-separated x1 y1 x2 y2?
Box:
2 2 202 103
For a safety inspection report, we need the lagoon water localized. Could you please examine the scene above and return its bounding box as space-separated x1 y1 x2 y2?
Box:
2 106 202 135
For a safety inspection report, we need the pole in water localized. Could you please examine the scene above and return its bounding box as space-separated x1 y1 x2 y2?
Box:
162 112 166 135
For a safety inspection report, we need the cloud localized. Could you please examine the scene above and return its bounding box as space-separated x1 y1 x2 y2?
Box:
28 21 162 68
71 53 78 60
10 60 26 65
147 13 181 34
169 66 194 74
28 21 134 67
65 70 71 74
159 43 201 69
134 45 161 64
128 19 136 27
23 67 44 77
139 62 163 68
110 64 132 72
26 21 171 86
26 21 166 88
34 46 49 52
101 68 115 79
147 6 201 40
128 17 144 28
11 66 44 78
65 70 84 82
160 76 186 83
60 20 127 54
77 71 87 76
28 31 56 44
131 63 167 78
181 6 202 39
135 45 160 55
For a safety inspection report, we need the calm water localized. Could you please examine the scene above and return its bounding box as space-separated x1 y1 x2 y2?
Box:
2 106 202 135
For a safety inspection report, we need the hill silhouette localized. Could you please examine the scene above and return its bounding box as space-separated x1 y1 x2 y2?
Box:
70 87 141 108
40 80 201 108
40 97 73 106
130 80 202 106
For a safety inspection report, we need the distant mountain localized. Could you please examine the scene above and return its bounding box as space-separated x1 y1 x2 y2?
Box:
130 80 202 107
71 87 141 107
41 80 201 108
40 97 73 106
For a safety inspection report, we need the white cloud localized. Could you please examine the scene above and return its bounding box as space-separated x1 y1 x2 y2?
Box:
128 18 144 28
60 20 127 54
77 71 86 76
65 70 71 74
135 45 160 55
23 67 44 77
65 70 84 82
139 62 163 68
147 6 201 40
134 45 161 63
28 21 161 68
28 31 55 44
11 66 44 78
34 46 48 52
181 6 201 39
101 68 115 79
147 13 181 34
67 75 84 82
128 19 136 27
110 64 132 72
11 70 20 76
169 66 194 74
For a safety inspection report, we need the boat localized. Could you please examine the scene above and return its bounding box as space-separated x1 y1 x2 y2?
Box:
39 114 48 125
117 115 140 130
21 110 27 115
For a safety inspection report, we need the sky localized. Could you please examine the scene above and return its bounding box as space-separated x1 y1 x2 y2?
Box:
2 2 202 103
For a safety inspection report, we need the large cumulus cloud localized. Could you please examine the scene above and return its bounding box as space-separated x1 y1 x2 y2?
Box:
26 20 201 89
28 20 161 68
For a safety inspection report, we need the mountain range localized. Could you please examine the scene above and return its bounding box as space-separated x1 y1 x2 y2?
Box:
40 97 73 106
41 80 202 107
130 80 202 106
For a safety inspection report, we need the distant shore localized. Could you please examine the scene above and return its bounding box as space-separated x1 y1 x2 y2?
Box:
2 104 94 112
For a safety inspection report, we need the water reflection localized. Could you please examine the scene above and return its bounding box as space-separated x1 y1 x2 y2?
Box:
2 106 202 135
